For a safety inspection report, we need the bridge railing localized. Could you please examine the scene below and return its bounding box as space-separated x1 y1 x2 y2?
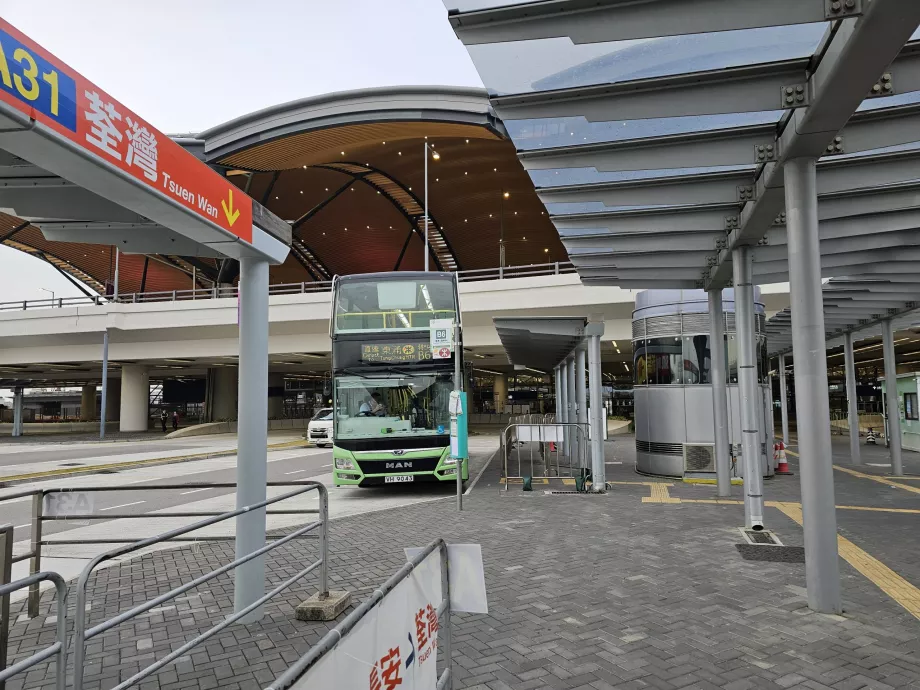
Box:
0 262 575 312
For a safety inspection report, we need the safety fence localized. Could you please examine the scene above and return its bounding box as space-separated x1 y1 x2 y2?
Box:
268 538 453 690
0 482 328 690
502 421 590 490
0 261 576 312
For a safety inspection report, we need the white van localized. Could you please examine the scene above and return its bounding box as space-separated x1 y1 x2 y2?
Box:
307 408 334 447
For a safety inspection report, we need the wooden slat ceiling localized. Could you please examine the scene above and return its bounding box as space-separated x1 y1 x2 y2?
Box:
221 120 566 276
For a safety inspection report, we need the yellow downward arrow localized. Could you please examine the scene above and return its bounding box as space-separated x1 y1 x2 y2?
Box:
221 188 241 227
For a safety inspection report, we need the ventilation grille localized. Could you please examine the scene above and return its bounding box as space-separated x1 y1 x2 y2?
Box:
636 440 683 456
683 443 716 472
681 313 710 334
645 314 682 337
632 319 646 340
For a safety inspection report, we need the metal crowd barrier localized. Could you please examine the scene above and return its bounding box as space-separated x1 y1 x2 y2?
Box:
0 482 329 690
502 422 590 490
267 538 453 690
0 262 576 312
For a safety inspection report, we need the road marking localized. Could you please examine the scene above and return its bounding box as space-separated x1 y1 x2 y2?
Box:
784 449 920 496
14 524 30 530
321 464 332 468
99 501 145 512
180 488 210 495
284 469 308 475
773 502 920 621
464 447 500 495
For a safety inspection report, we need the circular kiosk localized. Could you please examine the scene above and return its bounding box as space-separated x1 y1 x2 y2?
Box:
632 289 773 479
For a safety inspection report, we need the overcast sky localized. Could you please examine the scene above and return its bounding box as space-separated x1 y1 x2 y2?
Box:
0 0 483 302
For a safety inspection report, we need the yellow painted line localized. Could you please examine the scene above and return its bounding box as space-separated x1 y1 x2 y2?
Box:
0 439 309 484
683 477 743 485
784 448 920 497
773 502 920 621
499 478 549 485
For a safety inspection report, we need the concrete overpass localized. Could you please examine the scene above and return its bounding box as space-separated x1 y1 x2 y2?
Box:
0 272 790 431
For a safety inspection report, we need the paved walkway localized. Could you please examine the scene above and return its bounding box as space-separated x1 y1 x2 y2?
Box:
4 436 919 690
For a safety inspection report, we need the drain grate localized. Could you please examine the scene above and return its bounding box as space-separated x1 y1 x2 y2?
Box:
544 490 606 495
59 462 85 467
735 544 805 563
745 530 780 545
96 469 118 474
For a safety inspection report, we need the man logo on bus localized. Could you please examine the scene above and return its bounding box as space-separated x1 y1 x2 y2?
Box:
402 345 415 355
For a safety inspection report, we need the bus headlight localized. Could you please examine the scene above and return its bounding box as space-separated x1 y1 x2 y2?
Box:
335 458 354 470
442 457 457 466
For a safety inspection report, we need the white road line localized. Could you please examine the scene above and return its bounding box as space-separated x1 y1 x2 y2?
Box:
99 501 145 512
284 469 308 475
322 464 332 468
14 524 30 530
464 448 499 495
180 488 210 495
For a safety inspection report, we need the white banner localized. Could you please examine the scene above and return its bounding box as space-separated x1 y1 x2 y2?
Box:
292 548 443 689
407 544 488 614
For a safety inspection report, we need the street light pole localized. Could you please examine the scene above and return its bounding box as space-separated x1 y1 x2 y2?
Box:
38 287 54 305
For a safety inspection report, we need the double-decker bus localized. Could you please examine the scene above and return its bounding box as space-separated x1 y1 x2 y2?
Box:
329 271 469 487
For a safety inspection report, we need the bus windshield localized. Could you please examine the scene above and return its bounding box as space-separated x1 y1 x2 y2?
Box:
334 371 453 440
334 277 457 333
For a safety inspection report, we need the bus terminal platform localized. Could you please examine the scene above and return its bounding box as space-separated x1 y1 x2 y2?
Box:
5 435 919 690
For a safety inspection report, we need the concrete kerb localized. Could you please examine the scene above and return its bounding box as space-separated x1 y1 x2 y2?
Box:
0 438 310 486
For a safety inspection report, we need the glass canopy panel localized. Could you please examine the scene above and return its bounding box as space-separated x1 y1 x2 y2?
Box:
465 24 825 97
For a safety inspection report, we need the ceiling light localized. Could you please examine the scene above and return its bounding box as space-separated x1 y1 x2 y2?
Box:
275 196 279 200
300 190 303 194
612 341 618 347
382 141 386 144
544 248 549 253
465 139 469 143
340 151 345 155
325 187 329 191
398 152 402 155
464 219 468 222
494 168 498 172
514 211 518 215
522 236 526 240
432 151 440 161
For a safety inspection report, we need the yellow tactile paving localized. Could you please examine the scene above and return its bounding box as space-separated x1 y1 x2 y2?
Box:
773 502 920 621
641 483 680 503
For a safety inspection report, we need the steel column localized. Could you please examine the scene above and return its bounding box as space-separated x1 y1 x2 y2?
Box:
708 289 731 497
234 256 270 622
575 345 587 476
554 364 563 424
424 141 429 272
784 156 841 614
779 353 790 447
100 330 109 440
843 332 861 465
732 247 764 528
113 248 119 300
882 319 903 476
587 332 605 491
566 356 577 467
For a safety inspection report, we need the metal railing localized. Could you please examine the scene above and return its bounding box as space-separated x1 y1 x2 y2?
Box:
0 262 576 312
267 538 452 690
0 482 329 690
502 422 590 490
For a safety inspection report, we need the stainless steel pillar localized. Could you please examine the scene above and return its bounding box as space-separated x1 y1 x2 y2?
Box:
100 330 109 440
553 365 562 422
779 353 790 447
708 289 731 497
566 356 577 467
882 319 903 476
784 156 841 613
11 386 23 437
732 246 764 529
587 329 605 491
843 332 861 465
234 256 270 622
575 346 587 474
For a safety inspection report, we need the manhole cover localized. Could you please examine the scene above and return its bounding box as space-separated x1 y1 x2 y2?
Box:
96 469 118 474
735 544 805 563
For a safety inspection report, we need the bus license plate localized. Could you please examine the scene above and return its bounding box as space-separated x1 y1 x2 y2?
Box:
385 475 414 483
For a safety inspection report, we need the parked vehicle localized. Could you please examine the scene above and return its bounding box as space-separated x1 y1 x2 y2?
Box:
307 407 334 447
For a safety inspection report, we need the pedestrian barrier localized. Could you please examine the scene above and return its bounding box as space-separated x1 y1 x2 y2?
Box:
502 422 590 490
0 262 576 312
0 482 330 690
267 538 453 690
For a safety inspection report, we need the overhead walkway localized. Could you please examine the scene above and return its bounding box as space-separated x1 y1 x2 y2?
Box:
446 0 920 616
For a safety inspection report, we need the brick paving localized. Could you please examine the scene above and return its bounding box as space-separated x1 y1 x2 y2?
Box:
4 436 920 689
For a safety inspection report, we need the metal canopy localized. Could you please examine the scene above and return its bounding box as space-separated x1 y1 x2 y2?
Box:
445 0 920 289
493 316 587 371
766 275 920 356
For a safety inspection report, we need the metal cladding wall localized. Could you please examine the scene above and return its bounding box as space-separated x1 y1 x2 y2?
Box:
632 289 772 478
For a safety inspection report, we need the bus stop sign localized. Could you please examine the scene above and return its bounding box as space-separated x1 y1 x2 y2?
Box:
430 319 453 359
0 18 253 242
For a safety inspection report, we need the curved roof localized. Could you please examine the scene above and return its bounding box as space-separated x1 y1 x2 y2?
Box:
1 86 564 294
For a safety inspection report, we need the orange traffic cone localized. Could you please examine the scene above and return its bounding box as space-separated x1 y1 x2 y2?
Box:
776 441 793 475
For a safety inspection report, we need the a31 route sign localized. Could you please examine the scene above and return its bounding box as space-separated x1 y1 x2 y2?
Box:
0 18 252 242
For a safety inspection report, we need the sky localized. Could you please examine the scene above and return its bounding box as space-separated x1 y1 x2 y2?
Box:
0 0 484 302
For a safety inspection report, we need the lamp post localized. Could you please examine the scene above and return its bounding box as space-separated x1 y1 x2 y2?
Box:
38 287 54 306
500 191 509 275
423 140 440 272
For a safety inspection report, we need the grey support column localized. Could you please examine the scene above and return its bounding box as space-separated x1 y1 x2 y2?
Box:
882 319 903 476
12 386 23 437
566 356 576 467
100 329 109 440
554 365 562 422
732 247 765 529
708 289 731 497
586 322 606 491
779 353 790 447
784 156 841 614
575 345 587 473
843 332 861 465
234 256 270 622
